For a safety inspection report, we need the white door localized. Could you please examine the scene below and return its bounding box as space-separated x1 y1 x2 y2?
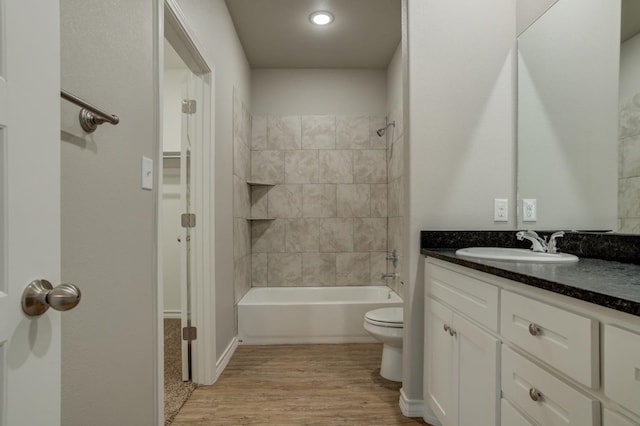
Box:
0 1 63 425
180 73 195 381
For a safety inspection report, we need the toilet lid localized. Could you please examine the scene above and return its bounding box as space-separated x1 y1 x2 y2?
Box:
365 307 403 328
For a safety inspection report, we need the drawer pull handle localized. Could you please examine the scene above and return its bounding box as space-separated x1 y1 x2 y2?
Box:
444 324 450 333
528 323 542 336
443 324 456 337
529 388 542 402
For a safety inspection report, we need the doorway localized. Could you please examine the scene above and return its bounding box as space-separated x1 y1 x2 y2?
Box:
160 2 214 423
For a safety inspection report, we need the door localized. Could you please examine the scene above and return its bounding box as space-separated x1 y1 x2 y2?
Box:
0 1 62 425
426 299 455 426
180 72 195 381
455 314 500 426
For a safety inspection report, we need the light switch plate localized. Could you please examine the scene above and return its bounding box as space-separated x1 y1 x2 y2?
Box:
522 199 537 222
494 198 508 222
142 156 153 190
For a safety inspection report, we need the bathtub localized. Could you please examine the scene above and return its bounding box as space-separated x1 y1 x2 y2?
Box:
238 286 403 345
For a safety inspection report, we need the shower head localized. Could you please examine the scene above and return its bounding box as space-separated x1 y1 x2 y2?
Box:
376 121 395 137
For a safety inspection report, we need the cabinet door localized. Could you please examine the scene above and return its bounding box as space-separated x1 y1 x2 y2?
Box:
427 299 456 426
456 314 500 426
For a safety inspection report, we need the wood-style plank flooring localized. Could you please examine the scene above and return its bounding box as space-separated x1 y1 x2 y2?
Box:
172 344 432 425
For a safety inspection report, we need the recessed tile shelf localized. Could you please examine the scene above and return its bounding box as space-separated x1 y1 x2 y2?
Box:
247 180 275 187
247 217 275 221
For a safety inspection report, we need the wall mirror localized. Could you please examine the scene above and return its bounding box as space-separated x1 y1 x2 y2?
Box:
517 0 640 233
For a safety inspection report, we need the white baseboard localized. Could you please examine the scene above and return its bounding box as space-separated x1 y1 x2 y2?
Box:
163 310 181 319
399 388 441 425
215 336 238 381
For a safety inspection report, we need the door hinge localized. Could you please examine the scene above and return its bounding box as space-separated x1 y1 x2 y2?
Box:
182 99 196 114
182 326 197 341
181 213 196 228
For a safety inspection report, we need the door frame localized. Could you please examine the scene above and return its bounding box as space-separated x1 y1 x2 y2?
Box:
157 0 216 419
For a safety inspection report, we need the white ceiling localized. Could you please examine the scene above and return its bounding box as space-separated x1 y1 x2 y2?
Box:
224 0 402 69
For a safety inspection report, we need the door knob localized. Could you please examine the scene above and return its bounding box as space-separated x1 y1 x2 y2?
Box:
22 279 82 317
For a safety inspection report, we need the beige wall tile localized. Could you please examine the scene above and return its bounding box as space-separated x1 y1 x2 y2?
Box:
354 150 387 184
251 219 285 253
268 184 302 218
336 252 370 285
250 186 269 219
233 218 249 261
252 115 267 150
620 218 640 233
370 116 388 150
302 253 336 286
388 216 403 256
388 177 403 218
619 177 640 218
318 150 353 183
371 184 388 218
337 184 371 217
302 184 337 218
319 218 354 252
354 218 387 252
621 135 640 178
302 116 336 150
285 218 320 253
234 137 250 181
619 93 640 139
251 150 284 184
285 150 319 183
267 253 302 286
388 136 404 182
252 253 268 287
336 116 370 149
268 116 301 150
234 255 251 303
233 174 250 218
370 252 388 286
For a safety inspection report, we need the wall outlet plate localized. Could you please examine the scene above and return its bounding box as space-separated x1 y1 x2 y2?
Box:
494 198 508 222
522 198 537 222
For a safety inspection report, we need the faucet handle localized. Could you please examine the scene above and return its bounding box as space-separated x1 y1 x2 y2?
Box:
547 231 565 254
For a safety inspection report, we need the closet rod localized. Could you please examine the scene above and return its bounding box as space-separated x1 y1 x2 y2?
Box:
60 89 120 133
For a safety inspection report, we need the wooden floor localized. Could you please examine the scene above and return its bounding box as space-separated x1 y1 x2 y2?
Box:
172 344 431 425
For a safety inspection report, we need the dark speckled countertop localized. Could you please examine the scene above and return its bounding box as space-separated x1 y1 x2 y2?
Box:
421 231 640 317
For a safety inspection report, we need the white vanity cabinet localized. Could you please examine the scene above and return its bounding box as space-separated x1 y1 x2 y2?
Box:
424 257 640 426
425 262 500 426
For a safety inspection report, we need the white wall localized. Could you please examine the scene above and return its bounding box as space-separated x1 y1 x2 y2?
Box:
621 33 640 102
175 0 252 361
252 69 387 115
60 0 158 424
387 43 403 116
517 0 620 230
404 0 516 410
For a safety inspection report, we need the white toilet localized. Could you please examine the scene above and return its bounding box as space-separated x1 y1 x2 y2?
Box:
364 307 403 382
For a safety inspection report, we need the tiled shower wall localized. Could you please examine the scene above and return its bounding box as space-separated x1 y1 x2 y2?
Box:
249 115 390 287
619 93 640 233
233 90 252 304
386 108 404 297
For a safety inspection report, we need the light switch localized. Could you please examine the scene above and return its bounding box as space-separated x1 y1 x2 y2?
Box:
142 156 153 190
494 198 508 222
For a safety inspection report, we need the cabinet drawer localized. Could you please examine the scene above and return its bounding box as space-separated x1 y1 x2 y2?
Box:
501 398 535 426
500 290 599 388
502 345 600 426
602 409 638 426
428 262 499 331
603 325 640 418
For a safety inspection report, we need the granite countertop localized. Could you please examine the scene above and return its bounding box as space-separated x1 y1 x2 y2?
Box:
421 231 640 317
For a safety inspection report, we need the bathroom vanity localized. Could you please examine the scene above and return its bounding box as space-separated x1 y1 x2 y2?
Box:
421 231 640 426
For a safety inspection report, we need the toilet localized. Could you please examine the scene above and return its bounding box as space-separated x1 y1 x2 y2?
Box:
364 307 403 382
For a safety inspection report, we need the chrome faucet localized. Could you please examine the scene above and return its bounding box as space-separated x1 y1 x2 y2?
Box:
547 231 565 254
516 230 548 252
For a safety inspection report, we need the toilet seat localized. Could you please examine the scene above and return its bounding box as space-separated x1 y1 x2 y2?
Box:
365 307 403 328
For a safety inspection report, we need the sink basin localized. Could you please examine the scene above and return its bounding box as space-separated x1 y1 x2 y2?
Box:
455 247 579 264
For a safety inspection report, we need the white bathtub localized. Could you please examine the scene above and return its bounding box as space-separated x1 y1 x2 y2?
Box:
238 286 403 345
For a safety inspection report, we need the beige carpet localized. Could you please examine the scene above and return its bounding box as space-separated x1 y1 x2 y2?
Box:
164 318 197 425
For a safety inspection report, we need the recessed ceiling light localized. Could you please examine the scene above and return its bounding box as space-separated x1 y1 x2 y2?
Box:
309 11 334 26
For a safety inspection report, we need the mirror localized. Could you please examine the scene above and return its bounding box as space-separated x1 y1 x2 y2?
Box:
517 0 640 232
